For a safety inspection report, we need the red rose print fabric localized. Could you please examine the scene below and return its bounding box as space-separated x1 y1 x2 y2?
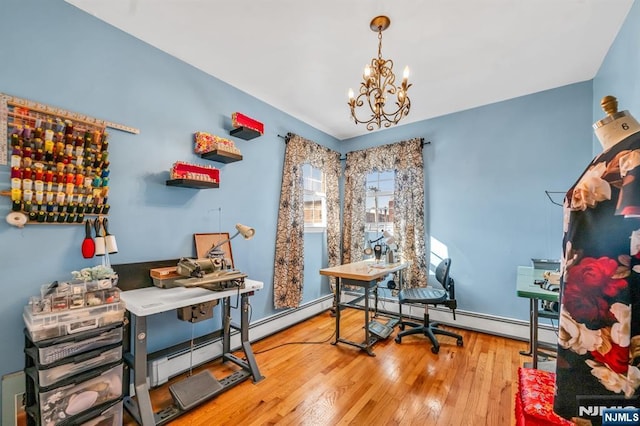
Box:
554 133 640 421
517 368 574 426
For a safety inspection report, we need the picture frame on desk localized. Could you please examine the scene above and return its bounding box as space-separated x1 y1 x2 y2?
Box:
193 232 234 267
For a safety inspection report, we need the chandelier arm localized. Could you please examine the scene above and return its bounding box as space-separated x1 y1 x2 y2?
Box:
351 91 376 126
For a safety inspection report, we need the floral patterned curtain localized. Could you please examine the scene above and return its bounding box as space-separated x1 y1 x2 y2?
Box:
342 138 427 287
273 133 341 309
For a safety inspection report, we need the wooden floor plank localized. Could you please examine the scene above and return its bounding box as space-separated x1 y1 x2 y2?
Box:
123 308 534 425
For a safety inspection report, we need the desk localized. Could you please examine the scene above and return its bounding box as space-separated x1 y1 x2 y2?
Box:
120 279 264 425
516 266 559 369
319 260 410 356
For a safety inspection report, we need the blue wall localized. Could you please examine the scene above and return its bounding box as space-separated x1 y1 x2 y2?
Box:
0 0 339 381
593 0 640 154
343 83 594 319
1 0 637 409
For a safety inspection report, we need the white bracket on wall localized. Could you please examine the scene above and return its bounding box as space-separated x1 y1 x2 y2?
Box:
0 92 140 165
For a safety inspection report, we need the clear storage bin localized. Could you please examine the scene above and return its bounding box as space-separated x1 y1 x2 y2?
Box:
79 399 123 426
35 362 123 426
24 302 125 342
30 286 120 315
32 345 122 387
25 322 123 365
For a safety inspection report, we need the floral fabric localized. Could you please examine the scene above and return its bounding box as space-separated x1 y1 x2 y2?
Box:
193 132 240 155
342 138 427 287
273 133 341 309
516 368 574 426
554 133 640 419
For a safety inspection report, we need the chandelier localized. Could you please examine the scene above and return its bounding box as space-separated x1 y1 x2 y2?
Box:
348 15 411 131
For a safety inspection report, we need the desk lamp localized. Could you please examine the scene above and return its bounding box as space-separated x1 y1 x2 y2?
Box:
373 243 383 262
364 240 373 256
207 223 255 259
382 230 396 246
364 235 384 259
382 231 399 263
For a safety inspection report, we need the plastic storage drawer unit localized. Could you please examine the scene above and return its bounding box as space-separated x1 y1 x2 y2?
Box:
23 302 125 342
25 322 124 366
27 362 123 426
67 398 123 426
28 344 122 387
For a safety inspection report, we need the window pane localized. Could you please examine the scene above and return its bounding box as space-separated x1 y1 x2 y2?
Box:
312 168 321 181
365 170 395 233
303 164 327 228
378 178 394 193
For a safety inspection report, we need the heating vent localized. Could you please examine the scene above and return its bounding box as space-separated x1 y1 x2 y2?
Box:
147 295 334 387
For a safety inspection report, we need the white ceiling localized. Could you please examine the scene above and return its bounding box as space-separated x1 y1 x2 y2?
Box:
66 0 633 141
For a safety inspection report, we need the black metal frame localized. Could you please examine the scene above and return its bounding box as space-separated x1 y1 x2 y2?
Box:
123 288 263 425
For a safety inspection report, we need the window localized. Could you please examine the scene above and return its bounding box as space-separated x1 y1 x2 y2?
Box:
365 170 395 239
303 163 326 231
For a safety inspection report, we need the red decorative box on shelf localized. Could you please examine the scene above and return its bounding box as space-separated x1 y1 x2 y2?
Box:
230 112 263 140
232 112 263 134
166 161 219 189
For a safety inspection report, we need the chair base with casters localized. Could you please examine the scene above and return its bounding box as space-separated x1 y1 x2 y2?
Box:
394 267 464 354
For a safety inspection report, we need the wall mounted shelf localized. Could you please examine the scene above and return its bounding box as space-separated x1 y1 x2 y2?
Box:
166 179 219 189
200 150 242 164
230 126 261 141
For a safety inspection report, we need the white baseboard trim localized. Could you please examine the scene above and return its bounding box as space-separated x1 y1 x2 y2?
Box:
148 291 557 387
341 291 559 347
147 294 334 387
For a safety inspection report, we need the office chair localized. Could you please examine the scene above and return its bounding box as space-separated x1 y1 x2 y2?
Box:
394 258 464 354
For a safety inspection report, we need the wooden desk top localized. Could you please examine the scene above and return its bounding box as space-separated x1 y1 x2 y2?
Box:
319 260 410 282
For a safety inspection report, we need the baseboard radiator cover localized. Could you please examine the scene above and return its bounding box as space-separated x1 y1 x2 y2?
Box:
147 291 557 387
341 291 559 348
147 294 334 387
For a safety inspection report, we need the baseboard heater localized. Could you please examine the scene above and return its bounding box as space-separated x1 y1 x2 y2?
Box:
341 290 559 349
146 294 334 387
147 290 556 387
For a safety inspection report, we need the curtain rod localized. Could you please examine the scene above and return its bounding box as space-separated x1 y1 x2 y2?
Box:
277 134 431 148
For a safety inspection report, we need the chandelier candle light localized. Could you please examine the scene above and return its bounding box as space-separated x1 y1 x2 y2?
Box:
348 15 411 130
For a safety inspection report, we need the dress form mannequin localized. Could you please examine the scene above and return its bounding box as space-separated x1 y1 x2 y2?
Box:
593 95 640 151
553 95 640 424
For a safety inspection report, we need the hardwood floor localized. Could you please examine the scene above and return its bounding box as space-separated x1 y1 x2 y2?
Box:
124 308 531 425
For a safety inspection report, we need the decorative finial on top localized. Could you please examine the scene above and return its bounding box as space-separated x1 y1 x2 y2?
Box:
601 95 618 116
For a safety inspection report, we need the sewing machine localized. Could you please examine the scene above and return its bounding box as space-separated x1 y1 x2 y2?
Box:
174 257 246 291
